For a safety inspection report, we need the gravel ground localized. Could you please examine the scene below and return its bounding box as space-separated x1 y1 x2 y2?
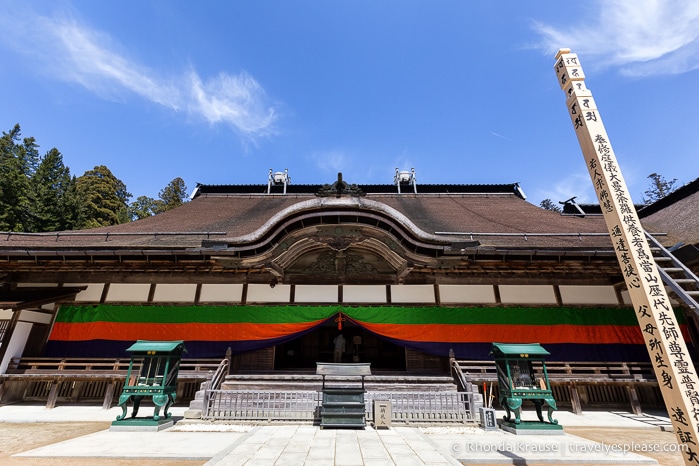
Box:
563 426 685 466
0 422 205 466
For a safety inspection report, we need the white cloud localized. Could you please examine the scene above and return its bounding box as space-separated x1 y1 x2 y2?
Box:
532 0 699 76
535 172 596 206
49 18 181 109
188 71 276 136
0 6 277 139
310 150 349 175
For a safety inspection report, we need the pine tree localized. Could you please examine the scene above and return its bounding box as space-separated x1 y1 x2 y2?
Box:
75 165 132 229
128 195 160 220
28 148 75 232
0 124 32 231
156 177 188 213
642 173 677 205
539 198 561 212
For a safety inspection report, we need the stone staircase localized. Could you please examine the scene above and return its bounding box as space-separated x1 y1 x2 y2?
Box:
184 370 460 420
220 371 458 392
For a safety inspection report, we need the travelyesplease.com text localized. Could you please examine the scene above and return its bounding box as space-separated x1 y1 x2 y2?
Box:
451 441 686 456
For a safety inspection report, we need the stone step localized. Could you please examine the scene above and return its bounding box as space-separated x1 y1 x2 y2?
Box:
188 399 204 410
220 373 457 392
220 381 457 392
224 373 455 382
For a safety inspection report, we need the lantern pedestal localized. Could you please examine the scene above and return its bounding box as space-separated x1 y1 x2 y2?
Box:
490 343 561 434
110 417 174 432
110 340 186 431
498 419 564 435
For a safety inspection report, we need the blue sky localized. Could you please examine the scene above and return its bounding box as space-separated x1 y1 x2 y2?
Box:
1 1 698 207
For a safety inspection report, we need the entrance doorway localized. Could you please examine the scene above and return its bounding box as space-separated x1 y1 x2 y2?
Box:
274 320 406 371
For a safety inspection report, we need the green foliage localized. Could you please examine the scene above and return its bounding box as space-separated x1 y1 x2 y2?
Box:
155 177 188 213
642 173 678 205
75 165 132 228
128 195 161 220
539 198 561 212
0 124 33 231
27 148 77 231
127 177 188 220
0 124 192 232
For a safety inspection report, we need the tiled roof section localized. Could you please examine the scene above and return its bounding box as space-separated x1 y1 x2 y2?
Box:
638 177 699 218
194 182 525 196
374 194 609 248
1 190 612 251
639 178 699 246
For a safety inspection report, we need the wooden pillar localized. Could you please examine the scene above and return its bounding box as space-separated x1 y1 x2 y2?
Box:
627 384 643 416
176 380 185 402
69 381 83 402
568 384 583 415
46 380 60 409
103 380 116 409
555 48 699 465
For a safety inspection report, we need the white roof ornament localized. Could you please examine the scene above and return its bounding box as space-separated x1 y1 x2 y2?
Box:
394 168 417 194
268 168 290 194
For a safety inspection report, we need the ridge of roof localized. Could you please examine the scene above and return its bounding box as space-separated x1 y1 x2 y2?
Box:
193 182 523 197
638 177 699 218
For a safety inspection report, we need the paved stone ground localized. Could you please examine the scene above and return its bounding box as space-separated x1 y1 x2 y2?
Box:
2 421 683 466
0 405 685 465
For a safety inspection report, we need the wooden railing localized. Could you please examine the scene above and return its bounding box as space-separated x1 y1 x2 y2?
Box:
0 357 663 416
455 360 659 415
0 357 222 409
457 360 656 382
4 357 222 375
203 390 474 423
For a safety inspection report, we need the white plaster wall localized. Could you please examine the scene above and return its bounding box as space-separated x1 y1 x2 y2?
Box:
0 322 31 373
439 285 496 304
499 285 557 305
343 285 387 303
105 284 151 302
246 284 291 303
390 285 436 304
65 283 105 302
199 284 244 303
152 284 197 303
559 285 618 305
295 285 338 303
19 310 52 325
620 290 632 306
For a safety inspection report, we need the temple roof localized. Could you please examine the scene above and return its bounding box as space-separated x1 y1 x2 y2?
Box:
639 177 699 246
0 182 612 254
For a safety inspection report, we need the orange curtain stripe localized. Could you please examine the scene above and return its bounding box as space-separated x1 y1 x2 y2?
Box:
50 319 648 345
48 320 326 342
359 322 646 345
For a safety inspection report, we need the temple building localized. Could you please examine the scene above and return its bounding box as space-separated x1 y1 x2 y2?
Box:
1 170 697 375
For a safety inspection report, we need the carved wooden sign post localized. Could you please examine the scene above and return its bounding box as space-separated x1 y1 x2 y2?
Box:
554 48 699 465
